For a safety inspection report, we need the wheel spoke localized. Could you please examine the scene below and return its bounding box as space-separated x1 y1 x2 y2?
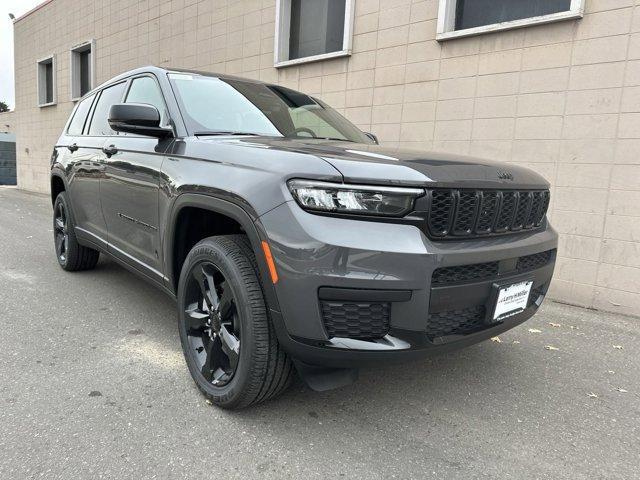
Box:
184 306 209 334
217 282 235 321
55 217 64 231
195 264 219 311
219 324 240 370
55 234 64 254
201 336 216 382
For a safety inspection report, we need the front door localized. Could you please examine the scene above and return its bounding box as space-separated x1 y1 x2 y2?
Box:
98 75 173 282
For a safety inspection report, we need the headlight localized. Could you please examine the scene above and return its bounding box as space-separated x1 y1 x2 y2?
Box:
287 179 424 217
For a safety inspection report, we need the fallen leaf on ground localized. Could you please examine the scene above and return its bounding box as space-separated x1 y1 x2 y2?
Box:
549 322 561 327
544 345 559 351
587 392 598 398
608 370 615 374
616 388 628 393
491 336 502 343
205 399 213 405
570 326 579 330
528 328 542 333
613 345 624 350
512 340 520 344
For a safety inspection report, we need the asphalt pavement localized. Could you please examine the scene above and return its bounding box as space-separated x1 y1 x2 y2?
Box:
0 186 638 479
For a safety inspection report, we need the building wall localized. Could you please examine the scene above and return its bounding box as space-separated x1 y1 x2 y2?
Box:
0 111 15 134
12 0 640 316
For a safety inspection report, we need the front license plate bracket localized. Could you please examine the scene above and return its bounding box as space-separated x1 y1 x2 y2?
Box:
486 280 533 324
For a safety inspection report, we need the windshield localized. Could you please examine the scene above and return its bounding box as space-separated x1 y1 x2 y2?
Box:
168 73 372 143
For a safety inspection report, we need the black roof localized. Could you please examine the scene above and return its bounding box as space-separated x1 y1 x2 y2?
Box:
86 65 268 100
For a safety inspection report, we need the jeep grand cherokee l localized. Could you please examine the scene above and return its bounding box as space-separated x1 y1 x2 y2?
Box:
50 67 557 409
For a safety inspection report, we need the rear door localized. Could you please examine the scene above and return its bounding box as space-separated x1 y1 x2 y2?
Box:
99 74 173 281
63 92 110 246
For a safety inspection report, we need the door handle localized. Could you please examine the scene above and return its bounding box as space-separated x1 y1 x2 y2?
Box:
67 143 78 153
102 144 118 157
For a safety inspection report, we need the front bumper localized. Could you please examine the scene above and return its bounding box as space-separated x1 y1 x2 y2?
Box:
258 200 558 368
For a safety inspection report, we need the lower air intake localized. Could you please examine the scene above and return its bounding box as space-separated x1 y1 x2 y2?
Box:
321 301 390 340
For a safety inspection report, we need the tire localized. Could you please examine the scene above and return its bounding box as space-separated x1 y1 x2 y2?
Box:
53 191 100 271
177 235 293 409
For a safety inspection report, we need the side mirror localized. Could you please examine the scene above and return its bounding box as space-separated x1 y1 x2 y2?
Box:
108 103 173 138
364 132 379 144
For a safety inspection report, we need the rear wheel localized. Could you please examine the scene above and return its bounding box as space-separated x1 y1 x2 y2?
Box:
177 235 293 409
53 192 100 271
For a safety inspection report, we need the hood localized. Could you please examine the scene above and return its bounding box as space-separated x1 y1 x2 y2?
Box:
222 138 549 190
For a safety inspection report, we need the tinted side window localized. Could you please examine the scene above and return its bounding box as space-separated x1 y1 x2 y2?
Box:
88 82 127 136
125 76 167 125
67 94 95 135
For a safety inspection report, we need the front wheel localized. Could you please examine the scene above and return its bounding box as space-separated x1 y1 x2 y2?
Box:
177 235 293 409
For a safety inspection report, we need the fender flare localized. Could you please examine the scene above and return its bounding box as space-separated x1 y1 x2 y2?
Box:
163 193 282 313
50 169 80 222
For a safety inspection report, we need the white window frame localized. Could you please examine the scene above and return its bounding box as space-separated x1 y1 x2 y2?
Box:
70 39 96 101
436 0 584 41
274 0 355 68
36 54 56 107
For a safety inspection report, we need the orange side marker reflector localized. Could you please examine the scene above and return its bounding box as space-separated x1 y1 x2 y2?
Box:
261 241 279 284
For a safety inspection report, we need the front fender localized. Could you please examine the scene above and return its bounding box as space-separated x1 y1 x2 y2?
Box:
163 193 282 314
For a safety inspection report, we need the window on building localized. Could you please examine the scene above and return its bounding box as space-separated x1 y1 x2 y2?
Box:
67 94 95 135
37 55 56 107
88 82 127 136
125 76 168 126
70 41 94 100
437 0 584 40
274 0 355 67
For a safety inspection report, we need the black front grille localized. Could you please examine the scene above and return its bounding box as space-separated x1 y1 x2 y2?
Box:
321 301 390 339
427 189 550 239
426 306 486 339
432 261 499 286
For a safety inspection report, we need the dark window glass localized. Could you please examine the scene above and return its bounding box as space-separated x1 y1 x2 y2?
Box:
125 76 167 125
455 0 571 30
67 94 95 135
289 0 346 60
88 82 126 136
79 49 91 96
44 61 53 104
169 73 371 143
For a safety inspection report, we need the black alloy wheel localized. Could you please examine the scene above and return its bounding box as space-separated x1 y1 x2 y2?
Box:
52 191 100 271
184 261 241 387
177 235 293 409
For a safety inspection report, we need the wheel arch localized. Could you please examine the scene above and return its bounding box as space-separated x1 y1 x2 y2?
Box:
164 193 282 313
50 172 67 205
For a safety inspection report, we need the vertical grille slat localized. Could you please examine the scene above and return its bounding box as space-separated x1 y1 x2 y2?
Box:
428 190 456 237
512 191 533 231
475 191 499 234
452 191 479 235
425 189 550 240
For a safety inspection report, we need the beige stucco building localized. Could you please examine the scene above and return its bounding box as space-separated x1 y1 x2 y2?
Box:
11 0 640 316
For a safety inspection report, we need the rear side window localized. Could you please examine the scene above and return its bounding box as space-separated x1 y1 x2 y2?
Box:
88 82 127 136
67 94 95 135
125 76 168 125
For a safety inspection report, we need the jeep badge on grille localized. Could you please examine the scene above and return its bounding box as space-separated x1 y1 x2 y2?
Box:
497 170 514 180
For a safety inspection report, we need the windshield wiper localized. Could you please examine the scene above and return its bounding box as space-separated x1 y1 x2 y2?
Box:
194 131 261 137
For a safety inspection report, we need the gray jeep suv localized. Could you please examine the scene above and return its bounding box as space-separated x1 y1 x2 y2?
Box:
50 66 557 408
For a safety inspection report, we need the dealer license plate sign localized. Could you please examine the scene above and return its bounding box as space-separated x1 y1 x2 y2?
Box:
493 281 533 321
